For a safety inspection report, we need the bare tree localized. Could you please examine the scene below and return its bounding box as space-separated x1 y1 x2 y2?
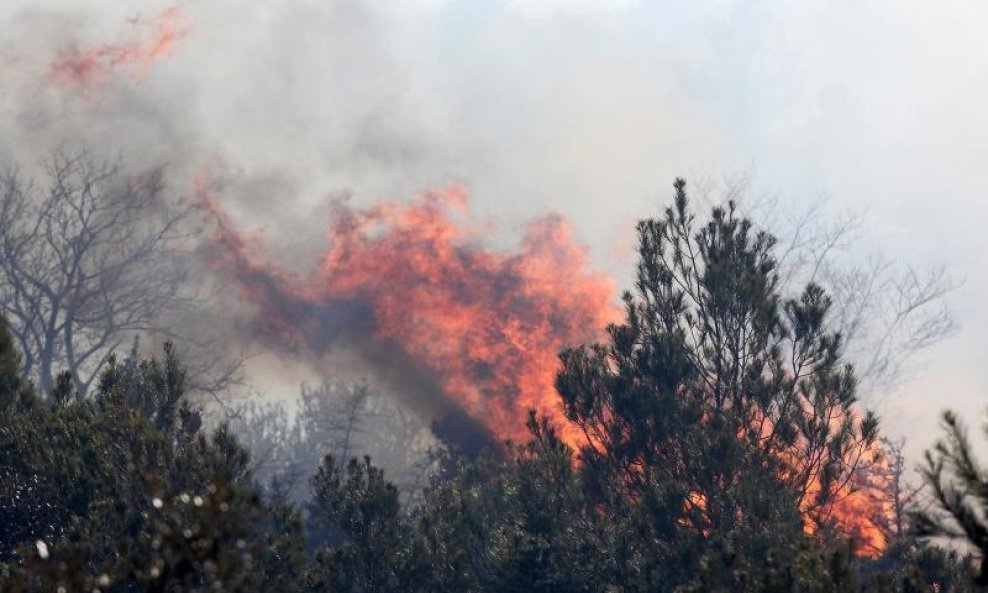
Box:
774 198 957 395
694 174 958 398
867 437 922 543
0 147 232 397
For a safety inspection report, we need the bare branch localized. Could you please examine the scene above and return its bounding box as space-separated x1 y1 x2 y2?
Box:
0 146 241 398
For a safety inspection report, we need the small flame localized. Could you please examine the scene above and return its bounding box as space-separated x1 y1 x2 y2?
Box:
48 6 191 91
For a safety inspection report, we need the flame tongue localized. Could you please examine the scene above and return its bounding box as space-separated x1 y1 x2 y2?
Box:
202 182 891 554
48 6 191 91
318 189 619 444
202 184 619 447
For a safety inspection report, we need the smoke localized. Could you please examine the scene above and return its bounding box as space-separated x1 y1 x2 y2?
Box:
0 0 727 452
1 0 726 253
48 7 192 91
0 1 923 546
196 175 618 448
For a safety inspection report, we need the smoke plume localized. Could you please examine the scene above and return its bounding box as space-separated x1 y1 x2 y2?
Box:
0 0 898 549
197 175 618 447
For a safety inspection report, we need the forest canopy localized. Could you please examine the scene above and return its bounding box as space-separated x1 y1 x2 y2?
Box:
0 179 981 592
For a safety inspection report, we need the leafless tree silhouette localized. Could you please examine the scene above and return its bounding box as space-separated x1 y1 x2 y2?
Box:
694 173 957 397
0 147 239 397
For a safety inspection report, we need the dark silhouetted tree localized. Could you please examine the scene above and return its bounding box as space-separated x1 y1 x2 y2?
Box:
0 332 290 592
911 409 988 585
556 179 880 567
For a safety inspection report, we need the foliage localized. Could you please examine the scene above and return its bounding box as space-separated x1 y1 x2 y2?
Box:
0 181 976 593
557 179 879 546
738 185 959 396
228 382 442 505
0 331 277 591
911 409 988 585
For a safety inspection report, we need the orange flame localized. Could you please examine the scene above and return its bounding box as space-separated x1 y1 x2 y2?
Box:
829 468 893 557
197 179 893 553
762 408 893 557
48 6 191 91
817 442 896 557
198 180 620 446
317 189 621 445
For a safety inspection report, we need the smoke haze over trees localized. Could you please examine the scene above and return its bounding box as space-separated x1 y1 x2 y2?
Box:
1 186 982 592
0 1 985 591
0 148 243 399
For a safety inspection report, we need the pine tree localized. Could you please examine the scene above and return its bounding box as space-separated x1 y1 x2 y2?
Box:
555 179 881 580
0 314 22 405
911 410 988 585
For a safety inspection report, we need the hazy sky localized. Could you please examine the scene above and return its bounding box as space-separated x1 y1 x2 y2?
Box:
2 0 986 462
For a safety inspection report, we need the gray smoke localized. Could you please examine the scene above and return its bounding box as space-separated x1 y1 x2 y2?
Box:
0 0 720 266
2 0 962 468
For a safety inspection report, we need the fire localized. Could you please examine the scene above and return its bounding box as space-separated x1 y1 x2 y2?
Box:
197 180 620 446
768 409 893 557
197 178 893 552
829 468 892 557
48 6 191 91
818 441 897 557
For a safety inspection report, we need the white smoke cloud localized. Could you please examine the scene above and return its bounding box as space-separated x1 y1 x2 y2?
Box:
0 0 731 266
505 0 642 17
1 0 985 460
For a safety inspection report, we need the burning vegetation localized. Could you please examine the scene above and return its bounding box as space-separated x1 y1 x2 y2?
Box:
0 5 977 592
196 171 896 557
197 179 619 447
